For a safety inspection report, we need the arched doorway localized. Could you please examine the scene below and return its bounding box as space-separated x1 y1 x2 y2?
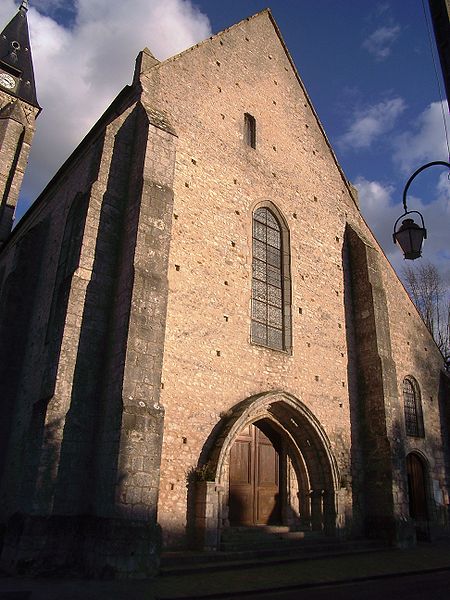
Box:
406 453 428 518
229 420 281 526
194 392 339 549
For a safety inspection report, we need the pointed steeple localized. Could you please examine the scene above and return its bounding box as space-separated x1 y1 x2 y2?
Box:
0 1 40 109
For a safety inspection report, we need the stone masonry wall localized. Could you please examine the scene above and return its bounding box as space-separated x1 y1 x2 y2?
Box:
143 12 357 546
0 83 176 575
137 10 447 547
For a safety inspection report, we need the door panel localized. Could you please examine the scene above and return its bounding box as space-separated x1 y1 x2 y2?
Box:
229 422 280 525
229 429 253 525
255 427 279 524
229 439 252 484
407 453 427 520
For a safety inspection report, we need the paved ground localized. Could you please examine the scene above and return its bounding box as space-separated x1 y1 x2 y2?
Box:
1 541 450 600
224 570 450 600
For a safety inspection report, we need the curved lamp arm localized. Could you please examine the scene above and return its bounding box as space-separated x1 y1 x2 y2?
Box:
402 160 450 213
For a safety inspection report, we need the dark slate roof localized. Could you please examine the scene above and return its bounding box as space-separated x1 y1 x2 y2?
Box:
0 2 40 109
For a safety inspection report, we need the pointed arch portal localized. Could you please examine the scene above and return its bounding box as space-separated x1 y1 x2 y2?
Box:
201 392 339 538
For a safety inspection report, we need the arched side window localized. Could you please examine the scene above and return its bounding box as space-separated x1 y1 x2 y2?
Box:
251 206 291 351
403 377 425 438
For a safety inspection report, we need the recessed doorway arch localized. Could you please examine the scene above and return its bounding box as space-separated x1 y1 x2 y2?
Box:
195 392 339 547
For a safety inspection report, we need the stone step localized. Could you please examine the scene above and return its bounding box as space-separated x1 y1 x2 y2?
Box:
160 539 385 576
219 526 322 551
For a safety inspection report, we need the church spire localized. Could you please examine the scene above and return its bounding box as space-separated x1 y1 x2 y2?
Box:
0 1 40 109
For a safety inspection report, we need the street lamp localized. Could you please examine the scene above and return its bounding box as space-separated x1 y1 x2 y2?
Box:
393 160 450 260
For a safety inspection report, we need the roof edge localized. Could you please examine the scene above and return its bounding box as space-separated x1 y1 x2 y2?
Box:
1 84 138 251
265 9 359 213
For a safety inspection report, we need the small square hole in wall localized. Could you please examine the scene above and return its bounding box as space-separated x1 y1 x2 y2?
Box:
216 350 221 356
231 241 236 247
298 308 303 315
224 315 229 322
315 375 319 381
182 437 187 444
175 265 180 271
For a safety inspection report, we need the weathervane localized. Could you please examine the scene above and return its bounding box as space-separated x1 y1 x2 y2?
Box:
20 0 29 12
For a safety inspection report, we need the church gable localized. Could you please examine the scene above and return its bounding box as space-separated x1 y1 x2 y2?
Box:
0 5 448 579
149 10 348 196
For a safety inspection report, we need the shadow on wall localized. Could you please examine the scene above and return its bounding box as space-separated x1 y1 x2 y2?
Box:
341 228 368 538
1 103 168 578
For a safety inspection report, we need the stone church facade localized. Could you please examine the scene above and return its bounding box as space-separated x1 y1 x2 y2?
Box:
0 3 449 578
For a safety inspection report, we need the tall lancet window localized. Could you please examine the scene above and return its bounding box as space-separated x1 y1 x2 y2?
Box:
251 206 291 351
403 377 425 438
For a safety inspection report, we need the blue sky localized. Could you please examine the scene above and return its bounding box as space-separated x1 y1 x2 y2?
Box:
1 0 449 286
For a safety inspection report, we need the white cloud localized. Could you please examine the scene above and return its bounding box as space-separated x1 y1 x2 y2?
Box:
362 25 400 60
2 0 211 214
392 101 450 174
338 97 406 150
355 175 450 289
354 177 397 250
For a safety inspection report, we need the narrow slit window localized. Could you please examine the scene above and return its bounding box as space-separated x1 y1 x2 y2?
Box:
244 113 256 149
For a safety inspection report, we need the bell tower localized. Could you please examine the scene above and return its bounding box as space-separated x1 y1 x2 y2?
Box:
0 0 40 243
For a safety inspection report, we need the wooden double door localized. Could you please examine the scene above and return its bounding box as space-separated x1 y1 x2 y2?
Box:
229 421 281 526
407 453 428 520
